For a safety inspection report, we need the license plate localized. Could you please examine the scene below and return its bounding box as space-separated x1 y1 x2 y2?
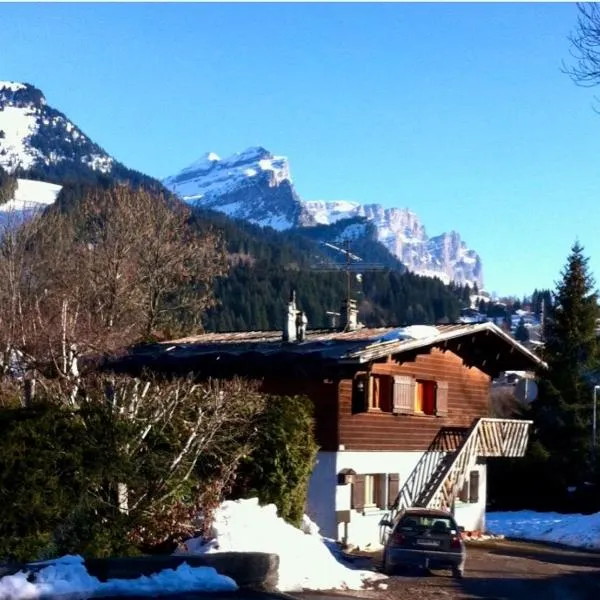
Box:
417 538 440 547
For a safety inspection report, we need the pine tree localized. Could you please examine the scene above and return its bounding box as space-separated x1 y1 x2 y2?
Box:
515 317 529 342
531 242 600 488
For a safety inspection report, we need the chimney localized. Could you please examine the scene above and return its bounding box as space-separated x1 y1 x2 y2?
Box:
326 311 340 329
283 290 298 342
283 290 309 342
296 310 308 342
340 298 359 332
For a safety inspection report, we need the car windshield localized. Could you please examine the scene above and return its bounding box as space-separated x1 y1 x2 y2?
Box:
397 514 457 534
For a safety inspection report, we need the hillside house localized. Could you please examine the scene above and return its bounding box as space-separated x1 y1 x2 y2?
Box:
115 296 544 548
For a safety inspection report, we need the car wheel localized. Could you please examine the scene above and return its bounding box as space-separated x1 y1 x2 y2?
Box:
452 567 464 579
381 551 392 575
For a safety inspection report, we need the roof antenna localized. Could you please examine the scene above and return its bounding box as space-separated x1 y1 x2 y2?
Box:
310 239 384 331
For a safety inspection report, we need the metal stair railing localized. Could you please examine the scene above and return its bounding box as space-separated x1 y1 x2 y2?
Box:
422 417 533 511
391 426 468 516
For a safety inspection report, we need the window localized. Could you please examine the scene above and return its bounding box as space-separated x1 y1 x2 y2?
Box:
351 473 385 510
352 374 367 413
364 474 377 507
371 375 392 412
415 380 437 415
392 377 449 416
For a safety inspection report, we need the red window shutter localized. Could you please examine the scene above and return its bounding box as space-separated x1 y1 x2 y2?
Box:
435 381 449 417
393 376 415 414
469 470 480 503
387 473 400 509
352 474 366 510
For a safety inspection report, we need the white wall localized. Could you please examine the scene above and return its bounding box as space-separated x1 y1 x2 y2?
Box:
306 451 338 540
306 450 488 549
454 459 487 532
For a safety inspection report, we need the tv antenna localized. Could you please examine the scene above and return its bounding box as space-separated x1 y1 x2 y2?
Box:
310 239 385 325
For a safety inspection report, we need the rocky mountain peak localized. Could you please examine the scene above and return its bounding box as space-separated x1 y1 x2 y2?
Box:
163 148 484 287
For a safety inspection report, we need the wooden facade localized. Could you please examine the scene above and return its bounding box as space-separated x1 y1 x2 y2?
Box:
257 347 491 454
338 349 490 452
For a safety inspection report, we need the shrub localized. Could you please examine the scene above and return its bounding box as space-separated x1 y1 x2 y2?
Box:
230 395 319 526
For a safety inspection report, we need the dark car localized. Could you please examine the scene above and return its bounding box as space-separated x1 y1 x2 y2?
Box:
380 508 466 578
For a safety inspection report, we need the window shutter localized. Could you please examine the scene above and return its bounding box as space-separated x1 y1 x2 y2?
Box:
375 474 385 508
435 381 449 417
469 470 480 503
393 376 415 414
387 473 400 509
352 474 366 510
459 480 469 503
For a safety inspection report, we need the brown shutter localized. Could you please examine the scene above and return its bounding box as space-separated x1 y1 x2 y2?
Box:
459 480 469 503
352 474 365 510
435 381 449 417
374 474 384 508
469 470 480 503
388 473 400 509
393 376 415 414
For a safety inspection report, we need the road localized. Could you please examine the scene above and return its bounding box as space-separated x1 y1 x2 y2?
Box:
298 540 600 600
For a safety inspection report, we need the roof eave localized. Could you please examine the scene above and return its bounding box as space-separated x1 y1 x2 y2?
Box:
340 322 547 371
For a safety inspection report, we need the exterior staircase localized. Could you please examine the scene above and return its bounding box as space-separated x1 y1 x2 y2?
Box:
391 418 532 516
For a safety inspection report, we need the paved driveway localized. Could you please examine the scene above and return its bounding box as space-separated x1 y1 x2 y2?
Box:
298 540 600 600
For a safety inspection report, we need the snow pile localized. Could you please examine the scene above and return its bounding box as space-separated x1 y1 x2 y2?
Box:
487 510 600 550
176 497 386 592
0 554 237 600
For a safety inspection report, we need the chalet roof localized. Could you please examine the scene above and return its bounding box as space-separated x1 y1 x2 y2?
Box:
123 322 544 377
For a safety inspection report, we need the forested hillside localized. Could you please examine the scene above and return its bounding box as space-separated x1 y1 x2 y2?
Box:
189 208 470 332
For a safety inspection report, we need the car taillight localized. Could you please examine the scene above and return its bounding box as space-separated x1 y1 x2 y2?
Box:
450 535 462 549
390 532 405 545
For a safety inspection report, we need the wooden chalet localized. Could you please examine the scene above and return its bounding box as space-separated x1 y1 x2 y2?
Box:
116 296 544 547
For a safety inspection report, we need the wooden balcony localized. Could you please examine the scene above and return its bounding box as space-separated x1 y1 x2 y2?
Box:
476 418 532 458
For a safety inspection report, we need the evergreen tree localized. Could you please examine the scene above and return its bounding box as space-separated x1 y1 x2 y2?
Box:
515 317 529 342
531 242 600 488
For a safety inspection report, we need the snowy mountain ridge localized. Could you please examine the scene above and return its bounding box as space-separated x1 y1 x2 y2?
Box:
164 149 483 286
0 81 114 175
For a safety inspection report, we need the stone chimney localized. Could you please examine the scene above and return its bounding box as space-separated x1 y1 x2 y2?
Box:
283 290 298 342
340 298 359 332
283 290 309 342
296 310 308 342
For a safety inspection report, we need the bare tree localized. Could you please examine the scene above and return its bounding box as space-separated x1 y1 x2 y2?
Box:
55 374 266 547
565 3 600 87
0 185 228 385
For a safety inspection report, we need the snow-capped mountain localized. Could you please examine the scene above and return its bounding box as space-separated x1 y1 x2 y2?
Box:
163 147 302 230
0 81 114 175
164 149 484 286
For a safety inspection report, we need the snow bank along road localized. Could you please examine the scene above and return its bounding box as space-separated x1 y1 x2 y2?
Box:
297 540 600 600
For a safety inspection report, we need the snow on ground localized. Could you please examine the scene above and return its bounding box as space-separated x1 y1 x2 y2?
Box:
0 554 237 600
175 497 387 592
0 178 62 213
487 511 600 550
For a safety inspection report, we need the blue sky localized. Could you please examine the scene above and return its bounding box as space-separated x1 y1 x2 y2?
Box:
3 2 600 297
